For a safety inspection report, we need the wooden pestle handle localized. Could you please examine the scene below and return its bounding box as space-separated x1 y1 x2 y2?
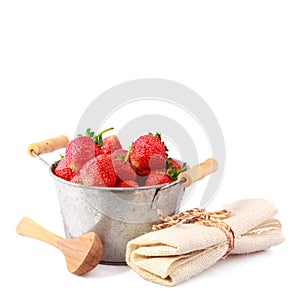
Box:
28 135 69 157
178 158 218 188
16 217 61 248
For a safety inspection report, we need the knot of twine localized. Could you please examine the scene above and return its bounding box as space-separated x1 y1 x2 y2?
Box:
152 208 235 258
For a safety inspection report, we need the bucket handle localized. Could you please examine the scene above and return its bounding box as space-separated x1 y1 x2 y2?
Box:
178 158 218 188
28 135 69 167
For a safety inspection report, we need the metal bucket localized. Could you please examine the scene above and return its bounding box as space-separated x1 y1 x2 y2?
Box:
50 168 185 264
28 135 217 265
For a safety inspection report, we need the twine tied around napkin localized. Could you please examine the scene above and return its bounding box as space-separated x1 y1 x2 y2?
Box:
126 199 284 286
153 208 235 258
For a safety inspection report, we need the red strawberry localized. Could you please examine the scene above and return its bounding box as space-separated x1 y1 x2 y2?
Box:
145 171 172 186
145 158 185 186
65 127 113 173
166 158 181 170
129 133 167 176
165 158 185 180
116 180 139 188
79 154 117 187
54 158 75 181
111 149 137 182
65 136 101 173
101 135 122 154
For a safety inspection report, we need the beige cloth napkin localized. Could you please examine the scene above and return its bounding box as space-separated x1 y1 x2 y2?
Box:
126 199 284 286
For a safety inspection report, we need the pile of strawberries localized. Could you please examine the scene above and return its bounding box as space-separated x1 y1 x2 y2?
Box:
53 128 184 188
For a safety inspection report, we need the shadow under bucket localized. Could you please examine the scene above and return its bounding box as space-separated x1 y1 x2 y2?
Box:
50 169 185 264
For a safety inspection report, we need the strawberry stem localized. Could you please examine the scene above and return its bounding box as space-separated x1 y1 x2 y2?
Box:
125 143 133 163
78 127 114 147
97 127 114 137
83 127 114 146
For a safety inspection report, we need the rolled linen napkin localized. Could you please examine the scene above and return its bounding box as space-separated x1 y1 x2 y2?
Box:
126 199 284 286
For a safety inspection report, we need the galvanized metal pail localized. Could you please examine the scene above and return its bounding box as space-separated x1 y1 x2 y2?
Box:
28 135 217 265
50 170 184 264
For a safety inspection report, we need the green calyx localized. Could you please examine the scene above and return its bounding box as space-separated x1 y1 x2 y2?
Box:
166 167 181 181
78 127 114 146
166 159 186 181
148 132 162 140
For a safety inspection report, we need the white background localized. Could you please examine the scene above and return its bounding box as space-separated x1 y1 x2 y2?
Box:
1 0 299 298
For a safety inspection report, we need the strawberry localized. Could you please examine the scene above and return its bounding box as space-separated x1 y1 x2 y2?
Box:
145 158 185 186
65 136 100 173
166 158 181 170
79 154 117 187
65 127 113 173
53 158 75 181
70 174 82 184
101 135 122 154
165 158 185 180
145 171 172 186
116 180 139 188
111 148 137 182
129 133 167 176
